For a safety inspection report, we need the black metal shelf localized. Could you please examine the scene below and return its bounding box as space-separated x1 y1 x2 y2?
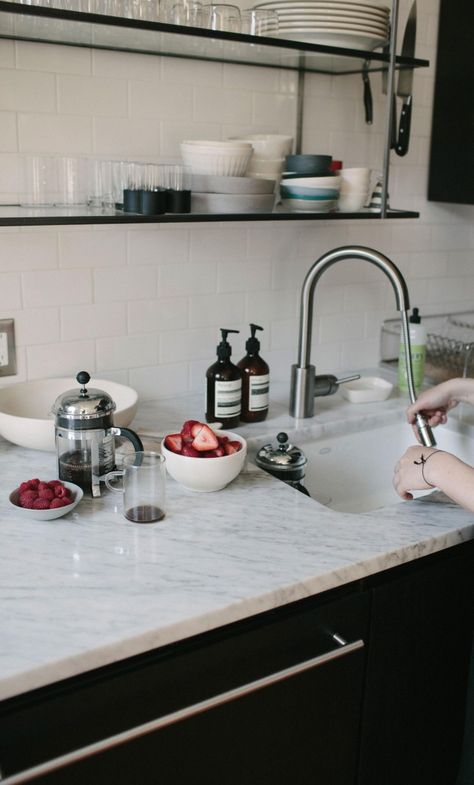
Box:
0 1 429 75
0 206 420 226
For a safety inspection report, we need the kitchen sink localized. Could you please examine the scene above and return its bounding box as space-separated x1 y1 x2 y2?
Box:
297 420 474 513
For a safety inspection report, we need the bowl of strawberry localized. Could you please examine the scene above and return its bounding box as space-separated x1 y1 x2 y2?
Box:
161 420 246 492
9 478 84 520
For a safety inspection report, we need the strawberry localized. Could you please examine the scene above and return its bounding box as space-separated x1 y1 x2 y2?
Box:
181 444 201 458
181 420 200 442
191 422 204 438
164 433 183 453
191 424 219 452
203 447 225 458
224 441 242 455
217 435 229 445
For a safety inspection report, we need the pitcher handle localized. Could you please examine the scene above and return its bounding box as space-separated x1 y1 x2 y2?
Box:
112 427 144 453
105 470 124 493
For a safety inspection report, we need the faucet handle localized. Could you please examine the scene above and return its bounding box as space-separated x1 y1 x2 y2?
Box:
314 373 361 397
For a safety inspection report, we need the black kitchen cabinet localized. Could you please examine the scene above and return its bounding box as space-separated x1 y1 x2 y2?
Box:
1 541 473 785
0 589 369 785
428 0 474 204
359 541 474 785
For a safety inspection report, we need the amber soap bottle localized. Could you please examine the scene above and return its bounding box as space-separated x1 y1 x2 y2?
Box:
205 328 242 429
237 324 269 423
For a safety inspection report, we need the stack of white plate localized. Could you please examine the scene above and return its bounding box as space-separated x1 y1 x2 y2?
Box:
251 0 390 49
190 174 276 213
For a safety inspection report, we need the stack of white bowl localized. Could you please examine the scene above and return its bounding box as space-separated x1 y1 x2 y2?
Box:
338 167 371 212
229 134 293 181
279 174 341 212
180 140 254 177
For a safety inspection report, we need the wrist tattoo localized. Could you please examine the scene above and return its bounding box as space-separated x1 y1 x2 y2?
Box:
413 450 444 487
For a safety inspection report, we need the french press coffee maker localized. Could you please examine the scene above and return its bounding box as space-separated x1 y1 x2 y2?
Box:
52 371 143 497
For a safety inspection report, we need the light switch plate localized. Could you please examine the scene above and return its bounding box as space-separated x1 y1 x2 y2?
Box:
0 319 17 376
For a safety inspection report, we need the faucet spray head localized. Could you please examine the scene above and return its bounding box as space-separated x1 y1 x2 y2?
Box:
415 412 436 448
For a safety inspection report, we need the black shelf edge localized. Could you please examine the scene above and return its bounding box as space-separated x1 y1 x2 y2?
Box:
0 209 420 226
0 1 430 74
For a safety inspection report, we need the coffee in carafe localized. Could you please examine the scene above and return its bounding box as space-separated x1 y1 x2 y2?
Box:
52 371 143 497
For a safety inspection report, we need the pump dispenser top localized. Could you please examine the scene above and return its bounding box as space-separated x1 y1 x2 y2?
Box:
205 328 242 428
238 323 269 423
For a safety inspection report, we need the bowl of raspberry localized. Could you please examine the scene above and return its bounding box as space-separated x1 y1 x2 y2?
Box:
9 478 84 520
162 420 246 492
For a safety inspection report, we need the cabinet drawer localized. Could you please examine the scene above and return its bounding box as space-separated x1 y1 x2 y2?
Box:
0 589 369 781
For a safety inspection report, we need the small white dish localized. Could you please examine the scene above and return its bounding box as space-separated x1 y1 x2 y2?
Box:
341 376 394 403
9 481 84 520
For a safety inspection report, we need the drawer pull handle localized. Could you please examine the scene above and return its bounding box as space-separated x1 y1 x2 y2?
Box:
2 636 364 784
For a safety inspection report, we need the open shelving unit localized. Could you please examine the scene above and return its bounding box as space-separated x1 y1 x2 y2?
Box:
0 0 429 226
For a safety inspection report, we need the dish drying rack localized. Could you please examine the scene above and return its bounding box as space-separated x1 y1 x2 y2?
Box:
381 311 474 382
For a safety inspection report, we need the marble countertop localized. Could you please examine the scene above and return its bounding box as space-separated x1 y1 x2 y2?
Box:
1 379 474 702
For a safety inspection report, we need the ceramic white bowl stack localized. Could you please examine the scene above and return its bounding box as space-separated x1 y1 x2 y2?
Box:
189 173 276 213
180 140 254 177
279 174 341 212
229 134 293 181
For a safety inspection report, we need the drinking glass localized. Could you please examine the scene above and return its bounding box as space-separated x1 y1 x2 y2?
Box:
20 155 57 207
105 451 166 524
160 0 202 25
202 3 241 32
241 9 278 36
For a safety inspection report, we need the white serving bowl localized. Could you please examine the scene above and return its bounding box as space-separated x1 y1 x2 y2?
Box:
0 378 138 452
183 139 252 150
189 173 275 194
246 156 285 175
161 430 247 492
230 134 293 158
280 183 340 199
181 142 253 177
9 481 84 520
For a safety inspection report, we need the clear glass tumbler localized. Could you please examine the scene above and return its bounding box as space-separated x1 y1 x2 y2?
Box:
105 451 166 523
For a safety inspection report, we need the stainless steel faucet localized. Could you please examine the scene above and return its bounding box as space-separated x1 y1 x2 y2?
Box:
289 245 436 447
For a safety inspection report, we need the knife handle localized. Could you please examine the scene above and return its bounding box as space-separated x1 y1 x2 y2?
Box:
363 72 373 125
395 95 412 156
390 91 397 149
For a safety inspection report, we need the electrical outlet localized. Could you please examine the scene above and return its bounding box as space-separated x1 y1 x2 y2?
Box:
0 319 17 377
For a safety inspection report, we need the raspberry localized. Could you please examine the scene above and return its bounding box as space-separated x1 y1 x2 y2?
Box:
29 479 40 489
20 496 37 509
48 480 63 488
19 490 38 504
32 498 50 510
49 497 70 509
19 481 34 493
38 488 55 501
55 485 71 499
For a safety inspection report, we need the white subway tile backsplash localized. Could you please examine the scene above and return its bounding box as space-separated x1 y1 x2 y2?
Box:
0 70 56 113
94 266 157 302
0 231 58 271
128 226 189 266
26 340 96 380
97 333 158 371
0 5 472 388
127 297 188 334
0 112 17 152
61 302 127 341
58 75 128 117
18 114 93 154
22 269 92 308
16 42 91 75
0 273 22 309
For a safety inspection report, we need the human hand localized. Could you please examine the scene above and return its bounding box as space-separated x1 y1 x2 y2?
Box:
406 379 462 439
393 445 441 500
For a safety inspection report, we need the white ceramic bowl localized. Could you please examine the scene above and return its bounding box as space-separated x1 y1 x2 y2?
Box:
280 183 340 199
229 134 293 158
191 192 275 213
246 157 285 175
183 140 252 150
181 142 253 177
341 376 394 403
281 197 338 212
161 430 247 492
0 378 138 452
189 173 275 194
9 481 84 520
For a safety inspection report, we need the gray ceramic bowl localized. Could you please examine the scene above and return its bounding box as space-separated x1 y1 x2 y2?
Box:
285 154 332 175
